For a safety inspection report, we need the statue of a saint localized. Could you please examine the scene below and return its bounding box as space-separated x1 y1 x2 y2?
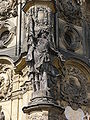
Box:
27 15 60 92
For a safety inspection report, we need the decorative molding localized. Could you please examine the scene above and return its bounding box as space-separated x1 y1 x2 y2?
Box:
0 0 17 20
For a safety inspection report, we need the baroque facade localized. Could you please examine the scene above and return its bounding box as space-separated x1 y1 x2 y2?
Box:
0 0 90 120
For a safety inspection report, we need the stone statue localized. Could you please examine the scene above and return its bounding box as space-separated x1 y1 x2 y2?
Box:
27 26 59 92
0 106 5 120
26 5 65 102
27 18 61 94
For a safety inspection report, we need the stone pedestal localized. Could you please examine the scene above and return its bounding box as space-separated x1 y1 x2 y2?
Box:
23 103 65 120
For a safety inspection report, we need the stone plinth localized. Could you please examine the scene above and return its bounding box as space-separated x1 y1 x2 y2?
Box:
22 102 65 120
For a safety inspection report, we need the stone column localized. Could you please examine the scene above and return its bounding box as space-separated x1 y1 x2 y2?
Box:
22 0 64 119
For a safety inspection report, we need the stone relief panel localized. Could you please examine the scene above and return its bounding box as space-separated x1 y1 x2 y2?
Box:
57 0 82 25
0 64 14 100
0 0 17 20
20 66 32 94
61 25 82 52
58 20 84 55
0 20 16 49
60 65 88 106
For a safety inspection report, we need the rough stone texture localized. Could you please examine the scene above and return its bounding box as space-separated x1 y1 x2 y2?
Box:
0 0 90 120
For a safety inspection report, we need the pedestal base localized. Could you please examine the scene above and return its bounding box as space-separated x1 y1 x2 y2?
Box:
27 109 64 120
30 90 57 105
22 101 65 120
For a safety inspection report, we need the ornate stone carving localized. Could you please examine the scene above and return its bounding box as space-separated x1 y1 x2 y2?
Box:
0 21 16 48
62 25 81 52
61 65 88 106
57 0 82 23
26 5 63 103
0 64 13 100
0 106 5 120
0 0 17 20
